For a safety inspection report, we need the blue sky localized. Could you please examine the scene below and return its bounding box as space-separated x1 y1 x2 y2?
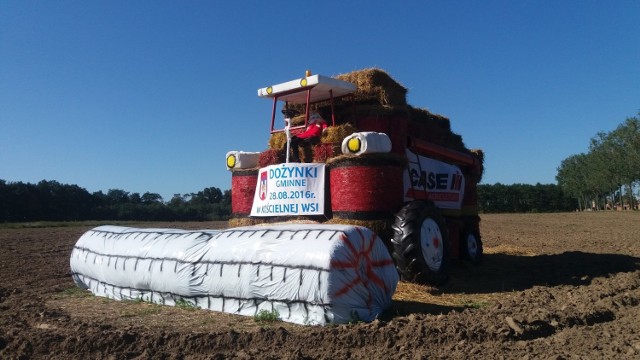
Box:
2 1 639 201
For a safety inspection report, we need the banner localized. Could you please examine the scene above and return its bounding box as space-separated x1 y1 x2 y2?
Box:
403 149 465 209
251 163 325 216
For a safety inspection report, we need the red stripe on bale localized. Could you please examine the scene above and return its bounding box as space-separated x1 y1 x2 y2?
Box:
313 143 341 163
231 171 257 215
259 149 285 168
329 165 403 216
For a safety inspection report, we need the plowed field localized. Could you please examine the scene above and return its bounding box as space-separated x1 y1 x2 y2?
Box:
1 212 639 359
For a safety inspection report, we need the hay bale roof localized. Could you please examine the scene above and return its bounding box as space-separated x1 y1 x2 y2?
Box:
335 68 407 107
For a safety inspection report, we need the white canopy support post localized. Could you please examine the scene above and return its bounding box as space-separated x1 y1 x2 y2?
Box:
285 116 291 163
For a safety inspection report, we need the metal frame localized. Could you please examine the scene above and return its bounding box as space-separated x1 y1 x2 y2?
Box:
270 87 340 134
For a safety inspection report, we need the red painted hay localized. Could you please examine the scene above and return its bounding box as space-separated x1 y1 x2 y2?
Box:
313 143 341 163
259 149 285 168
231 170 257 215
329 162 404 216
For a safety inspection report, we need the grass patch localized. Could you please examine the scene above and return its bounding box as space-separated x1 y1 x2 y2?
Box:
122 297 147 304
463 300 490 309
254 309 281 324
175 298 200 311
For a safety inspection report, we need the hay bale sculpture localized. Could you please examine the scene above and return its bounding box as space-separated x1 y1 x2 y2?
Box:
71 69 484 325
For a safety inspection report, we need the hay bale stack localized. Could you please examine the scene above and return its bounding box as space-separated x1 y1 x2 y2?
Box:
469 148 485 182
268 123 356 149
332 69 470 154
409 107 452 132
335 68 407 107
407 107 467 152
267 123 358 163
261 68 482 177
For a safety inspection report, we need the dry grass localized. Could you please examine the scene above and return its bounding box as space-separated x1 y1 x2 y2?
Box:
393 281 496 310
484 244 537 256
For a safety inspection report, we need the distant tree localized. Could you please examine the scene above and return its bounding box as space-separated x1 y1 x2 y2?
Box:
557 111 640 211
556 154 590 211
141 192 163 204
129 193 142 204
223 189 231 204
169 194 187 207
106 189 130 205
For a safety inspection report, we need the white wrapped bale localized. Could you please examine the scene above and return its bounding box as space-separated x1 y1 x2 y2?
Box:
226 151 260 170
70 224 398 325
341 132 392 155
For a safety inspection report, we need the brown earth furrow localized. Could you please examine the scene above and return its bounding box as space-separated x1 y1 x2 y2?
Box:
1 213 639 359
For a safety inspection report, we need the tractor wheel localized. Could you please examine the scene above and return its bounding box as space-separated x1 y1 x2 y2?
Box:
391 200 449 285
462 229 483 265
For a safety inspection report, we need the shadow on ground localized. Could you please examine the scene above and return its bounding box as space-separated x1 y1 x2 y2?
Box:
444 251 640 294
384 251 640 317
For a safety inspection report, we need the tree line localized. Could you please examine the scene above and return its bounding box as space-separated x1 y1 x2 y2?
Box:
0 179 231 222
556 112 640 211
477 183 577 213
1 178 583 223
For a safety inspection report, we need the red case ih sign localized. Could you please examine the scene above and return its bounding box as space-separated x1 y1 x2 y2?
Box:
403 149 466 210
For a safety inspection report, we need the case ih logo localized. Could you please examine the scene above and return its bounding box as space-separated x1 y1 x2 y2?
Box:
403 151 466 209
410 169 463 191
450 172 463 191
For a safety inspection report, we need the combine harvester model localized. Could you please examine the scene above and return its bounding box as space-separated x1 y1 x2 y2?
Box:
71 69 483 325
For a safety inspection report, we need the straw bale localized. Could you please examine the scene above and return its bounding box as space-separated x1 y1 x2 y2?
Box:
228 216 265 228
298 146 313 163
406 106 467 151
446 133 466 152
242 215 328 224
258 149 284 168
268 132 286 150
409 107 451 132
289 114 307 127
321 123 357 144
470 148 485 181
325 217 394 248
267 123 357 163
313 143 342 163
326 153 407 168
471 148 484 165
335 68 407 107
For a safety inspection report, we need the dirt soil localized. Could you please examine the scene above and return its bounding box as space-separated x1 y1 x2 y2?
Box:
1 212 639 359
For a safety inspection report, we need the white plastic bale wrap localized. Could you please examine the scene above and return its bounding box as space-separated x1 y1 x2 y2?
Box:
70 224 398 325
226 151 260 170
341 132 392 155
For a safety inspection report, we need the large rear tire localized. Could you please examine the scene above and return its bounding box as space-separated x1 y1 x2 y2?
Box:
391 200 449 285
462 228 483 265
